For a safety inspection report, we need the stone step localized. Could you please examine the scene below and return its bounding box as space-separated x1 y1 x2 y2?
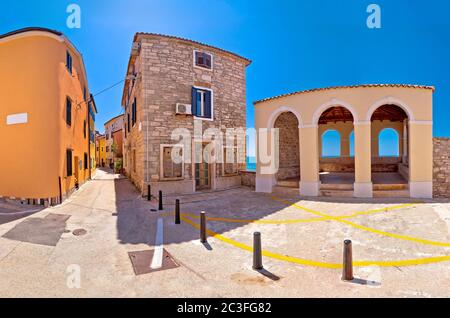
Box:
373 189 410 198
320 190 354 198
276 180 299 188
373 183 408 191
320 183 354 191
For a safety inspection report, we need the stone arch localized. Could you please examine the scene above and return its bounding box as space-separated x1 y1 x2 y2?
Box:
312 99 359 125
267 106 302 129
366 96 414 122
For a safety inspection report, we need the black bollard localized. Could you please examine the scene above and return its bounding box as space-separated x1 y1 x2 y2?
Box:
175 199 181 224
342 240 354 281
147 185 151 201
253 232 263 270
158 190 163 211
200 211 207 243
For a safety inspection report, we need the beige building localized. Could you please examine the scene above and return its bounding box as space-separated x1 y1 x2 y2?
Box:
254 84 434 199
104 114 124 168
121 33 251 195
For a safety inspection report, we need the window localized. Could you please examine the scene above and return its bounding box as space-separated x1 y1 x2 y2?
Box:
83 87 87 101
66 51 73 74
84 153 88 170
192 87 212 120
83 121 87 138
223 146 238 175
133 149 136 173
132 98 137 126
194 51 212 70
66 149 73 177
106 146 109 152
66 97 72 126
161 145 183 179
96 147 99 152
127 113 130 132
124 124 127 138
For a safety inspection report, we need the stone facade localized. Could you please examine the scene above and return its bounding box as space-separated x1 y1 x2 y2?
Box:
433 138 450 198
274 112 300 180
240 170 256 188
121 33 250 195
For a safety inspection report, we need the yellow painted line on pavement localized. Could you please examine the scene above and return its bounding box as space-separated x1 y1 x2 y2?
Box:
181 215 450 268
271 196 450 248
178 203 417 225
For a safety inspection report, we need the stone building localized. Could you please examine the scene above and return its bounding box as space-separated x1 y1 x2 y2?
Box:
121 33 251 195
104 114 124 169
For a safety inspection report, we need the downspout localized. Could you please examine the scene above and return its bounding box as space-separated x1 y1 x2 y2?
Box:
87 101 92 179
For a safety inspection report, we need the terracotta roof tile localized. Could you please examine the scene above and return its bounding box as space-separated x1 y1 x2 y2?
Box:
254 84 435 105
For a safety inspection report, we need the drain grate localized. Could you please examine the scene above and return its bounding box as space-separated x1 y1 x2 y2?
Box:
128 249 180 276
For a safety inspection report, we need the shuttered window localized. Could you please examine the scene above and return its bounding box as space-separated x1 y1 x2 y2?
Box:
191 87 212 120
194 51 212 69
66 51 73 74
66 149 73 177
132 98 137 126
84 153 88 170
162 146 183 179
66 97 72 126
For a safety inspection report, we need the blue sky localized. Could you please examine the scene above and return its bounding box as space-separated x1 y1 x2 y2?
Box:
1 0 449 157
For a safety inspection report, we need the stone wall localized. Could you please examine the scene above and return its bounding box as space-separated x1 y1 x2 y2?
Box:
274 112 300 180
433 138 450 198
240 170 256 188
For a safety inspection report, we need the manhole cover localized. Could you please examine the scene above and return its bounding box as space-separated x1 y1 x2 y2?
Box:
128 249 180 275
72 229 87 236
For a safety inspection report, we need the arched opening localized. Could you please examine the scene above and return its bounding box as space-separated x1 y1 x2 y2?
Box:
370 104 409 191
321 130 341 158
318 106 355 193
349 130 355 157
274 112 300 187
378 128 400 157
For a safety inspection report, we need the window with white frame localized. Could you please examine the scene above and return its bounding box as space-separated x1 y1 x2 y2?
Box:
192 87 213 120
194 50 213 70
161 145 184 179
223 146 238 175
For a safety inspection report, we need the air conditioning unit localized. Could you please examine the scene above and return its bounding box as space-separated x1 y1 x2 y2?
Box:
176 103 192 115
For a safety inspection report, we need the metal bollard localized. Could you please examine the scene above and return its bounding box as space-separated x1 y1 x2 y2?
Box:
200 211 207 243
342 240 354 281
158 190 163 211
147 185 151 201
253 232 263 270
175 199 181 224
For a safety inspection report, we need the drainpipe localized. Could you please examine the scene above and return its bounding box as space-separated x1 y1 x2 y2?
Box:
87 101 92 180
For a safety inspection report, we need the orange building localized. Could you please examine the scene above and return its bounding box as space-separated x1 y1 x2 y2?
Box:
0 27 94 205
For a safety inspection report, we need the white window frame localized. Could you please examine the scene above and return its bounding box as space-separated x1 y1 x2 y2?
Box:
193 50 214 71
222 146 239 176
193 86 214 122
160 144 185 181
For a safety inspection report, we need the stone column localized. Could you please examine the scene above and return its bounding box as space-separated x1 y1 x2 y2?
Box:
354 122 373 197
409 122 433 198
299 125 320 196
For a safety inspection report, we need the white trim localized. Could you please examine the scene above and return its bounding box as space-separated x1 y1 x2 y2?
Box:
354 121 371 126
409 181 432 199
266 106 302 129
193 86 214 121
159 144 185 181
300 181 320 196
366 96 415 121
193 49 214 71
354 182 373 198
409 120 433 125
312 98 359 125
299 124 318 129
6 113 28 125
